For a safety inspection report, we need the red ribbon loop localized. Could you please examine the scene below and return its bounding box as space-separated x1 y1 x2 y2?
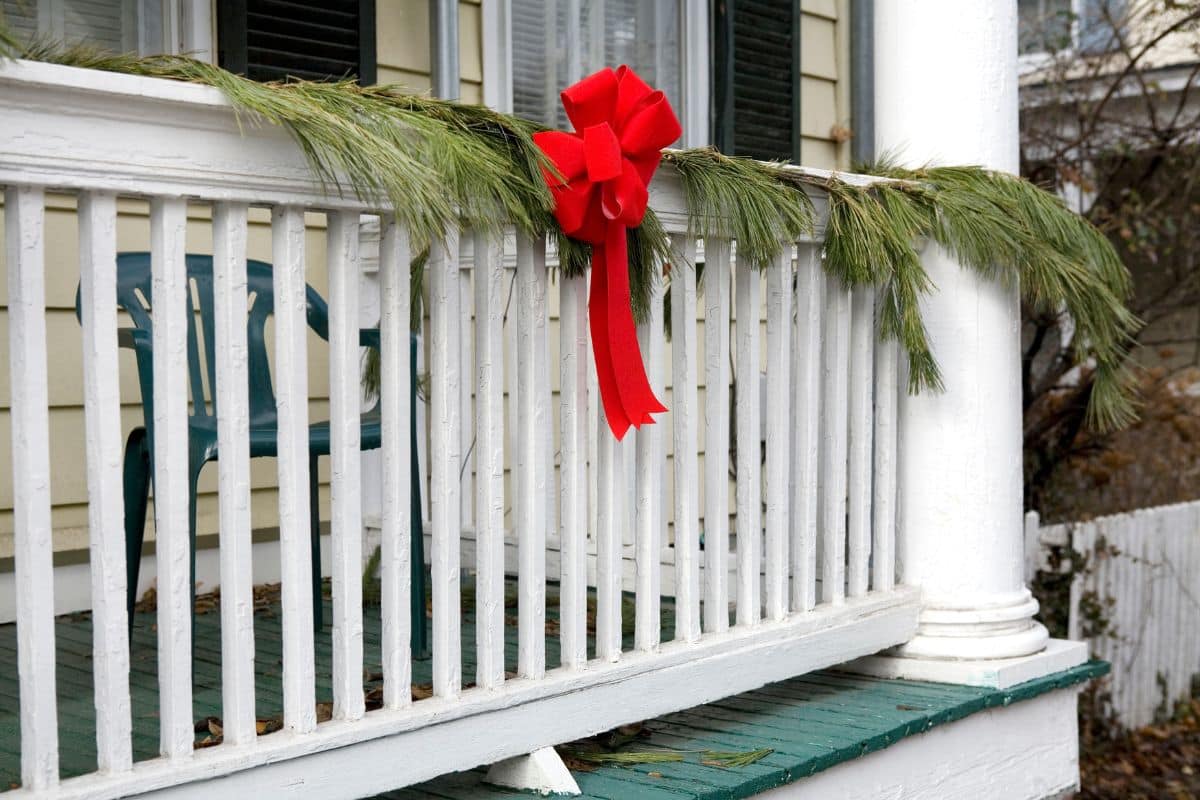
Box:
533 66 681 440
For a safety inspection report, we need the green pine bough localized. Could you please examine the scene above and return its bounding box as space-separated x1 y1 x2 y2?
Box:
4 38 1139 430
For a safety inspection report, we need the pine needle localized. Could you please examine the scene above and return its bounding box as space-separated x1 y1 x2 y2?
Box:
701 748 775 768
5 42 1140 430
666 147 815 266
561 750 685 765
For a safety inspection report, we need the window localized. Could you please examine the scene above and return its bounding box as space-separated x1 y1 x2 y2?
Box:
216 0 376 83
509 0 683 133
1 0 176 54
1018 0 1125 57
713 0 801 161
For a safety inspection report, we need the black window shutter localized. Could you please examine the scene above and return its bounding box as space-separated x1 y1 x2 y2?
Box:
713 0 801 162
218 0 376 84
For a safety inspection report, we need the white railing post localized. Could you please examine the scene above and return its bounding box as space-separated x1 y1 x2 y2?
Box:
379 215 414 710
670 234 701 643
211 201 257 745
430 227 463 698
871 0 1053 668
7 185 60 790
79 190 134 772
150 197 195 759
272 205 318 732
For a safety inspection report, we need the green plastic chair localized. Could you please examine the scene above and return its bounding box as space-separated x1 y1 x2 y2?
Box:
75 252 428 655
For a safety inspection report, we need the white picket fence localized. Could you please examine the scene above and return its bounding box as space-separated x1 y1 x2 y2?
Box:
0 59 920 798
1026 504 1200 728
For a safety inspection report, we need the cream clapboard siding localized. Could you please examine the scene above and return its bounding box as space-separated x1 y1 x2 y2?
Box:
2 0 849 560
375 0 484 103
800 0 849 169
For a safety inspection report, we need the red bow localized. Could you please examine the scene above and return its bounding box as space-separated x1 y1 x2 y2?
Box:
533 66 681 440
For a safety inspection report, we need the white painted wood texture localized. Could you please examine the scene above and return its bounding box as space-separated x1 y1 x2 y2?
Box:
0 59 916 800
559 273 589 667
847 287 874 598
791 245 823 612
735 262 761 627
6 185 60 791
210 201 256 745
516 234 549 677
149 197 195 760
764 245 793 622
1030 502 1200 728
702 239 732 634
78 191 133 773
670 235 701 643
429 230 463 698
271 205 318 733
474 231 507 689
635 273 665 651
819 278 851 606
379 216 413 709
327 212 365 721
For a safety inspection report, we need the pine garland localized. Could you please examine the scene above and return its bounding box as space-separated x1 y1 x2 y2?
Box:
0 37 1139 430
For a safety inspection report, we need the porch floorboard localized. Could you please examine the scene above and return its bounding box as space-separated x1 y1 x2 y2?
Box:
0 573 669 791
377 661 1107 800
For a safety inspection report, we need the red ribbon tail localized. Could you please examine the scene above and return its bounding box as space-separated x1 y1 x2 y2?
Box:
589 245 633 439
590 224 666 440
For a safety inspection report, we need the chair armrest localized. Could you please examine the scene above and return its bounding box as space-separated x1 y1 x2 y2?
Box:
118 327 152 352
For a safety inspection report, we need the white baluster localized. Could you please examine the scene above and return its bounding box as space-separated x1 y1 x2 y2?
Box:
79 191 133 770
595 413 622 661
328 212 365 720
272 205 317 732
820 277 851 605
790 245 823 612
670 235 701 643
764 244 792 621
211 201 256 744
847 286 875 598
703 238 732 634
150 197 194 757
6 185 59 789
460 265 475 528
735 262 761 626
475 231 507 688
379 216 413 708
516 233 548 677
872 335 899 593
430 228 463 698
635 268 665 650
560 272 590 667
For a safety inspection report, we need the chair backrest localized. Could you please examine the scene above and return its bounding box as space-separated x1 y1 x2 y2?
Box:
75 252 332 428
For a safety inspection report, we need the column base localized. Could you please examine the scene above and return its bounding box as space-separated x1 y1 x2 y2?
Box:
842 638 1086 689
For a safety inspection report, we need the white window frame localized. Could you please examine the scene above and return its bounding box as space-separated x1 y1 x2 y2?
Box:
13 0 213 60
482 0 709 147
1017 0 1119 74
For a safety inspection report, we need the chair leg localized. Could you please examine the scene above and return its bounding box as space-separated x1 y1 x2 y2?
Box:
310 454 324 632
123 428 151 632
189 460 205 643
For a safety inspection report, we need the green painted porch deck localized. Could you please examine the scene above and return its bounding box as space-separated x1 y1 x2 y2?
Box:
383 661 1106 800
0 575 670 791
0 578 1104 799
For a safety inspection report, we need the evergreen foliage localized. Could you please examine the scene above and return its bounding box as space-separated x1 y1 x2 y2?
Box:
0 36 1139 429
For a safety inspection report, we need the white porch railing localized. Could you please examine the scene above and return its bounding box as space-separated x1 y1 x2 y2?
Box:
0 59 919 799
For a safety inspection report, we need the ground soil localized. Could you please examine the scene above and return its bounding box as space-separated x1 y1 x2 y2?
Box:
1079 700 1200 799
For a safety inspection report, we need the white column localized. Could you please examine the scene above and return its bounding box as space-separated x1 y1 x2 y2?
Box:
874 0 1048 662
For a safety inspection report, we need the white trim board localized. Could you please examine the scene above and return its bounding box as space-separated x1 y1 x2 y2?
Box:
761 685 1083 800
842 638 1089 689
